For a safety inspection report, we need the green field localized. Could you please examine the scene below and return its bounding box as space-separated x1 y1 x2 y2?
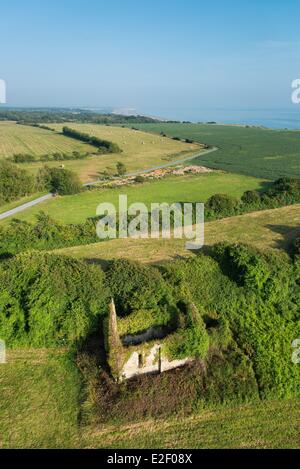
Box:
132 123 300 179
0 122 200 183
57 204 300 263
0 349 299 449
0 172 266 224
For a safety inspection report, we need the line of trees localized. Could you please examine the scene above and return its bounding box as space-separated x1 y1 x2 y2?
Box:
9 150 89 163
62 126 122 153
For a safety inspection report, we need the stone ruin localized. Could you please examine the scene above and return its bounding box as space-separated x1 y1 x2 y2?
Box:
104 299 193 382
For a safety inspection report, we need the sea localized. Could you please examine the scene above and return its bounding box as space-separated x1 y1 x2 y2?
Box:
133 107 300 130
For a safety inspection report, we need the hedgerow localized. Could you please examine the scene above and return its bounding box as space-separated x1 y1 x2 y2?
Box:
62 126 122 154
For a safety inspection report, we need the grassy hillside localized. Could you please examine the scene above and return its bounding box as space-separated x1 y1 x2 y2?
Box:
0 121 94 158
133 123 300 179
0 172 266 224
56 204 300 263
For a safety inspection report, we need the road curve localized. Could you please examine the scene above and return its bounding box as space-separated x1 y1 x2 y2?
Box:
0 146 218 220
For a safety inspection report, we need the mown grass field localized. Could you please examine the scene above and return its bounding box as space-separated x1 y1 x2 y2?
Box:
0 350 81 448
0 121 95 158
0 350 299 448
132 123 300 179
20 123 200 182
0 172 266 224
56 204 300 263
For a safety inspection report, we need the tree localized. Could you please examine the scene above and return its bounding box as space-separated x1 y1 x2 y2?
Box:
241 190 261 206
37 166 82 195
0 161 35 203
206 193 240 215
116 161 126 176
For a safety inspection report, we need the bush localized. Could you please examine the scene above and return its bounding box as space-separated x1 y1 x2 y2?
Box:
10 153 36 163
0 252 109 347
164 303 209 359
0 161 35 204
0 211 98 256
116 161 126 176
241 190 261 205
37 166 82 194
105 259 175 316
206 193 240 216
134 175 145 183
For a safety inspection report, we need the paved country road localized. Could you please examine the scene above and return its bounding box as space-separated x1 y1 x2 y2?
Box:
0 146 218 220
0 193 53 220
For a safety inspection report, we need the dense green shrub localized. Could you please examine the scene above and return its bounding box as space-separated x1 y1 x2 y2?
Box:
163 303 209 359
0 161 35 204
117 308 172 336
203 347 259 405
0 252 109 347
0 212 98 256
37 166 82 194
211 243 270 290
162 245 300 399
10 153 36 163
105 259 175 317
206 193 240 216
241 189 261 205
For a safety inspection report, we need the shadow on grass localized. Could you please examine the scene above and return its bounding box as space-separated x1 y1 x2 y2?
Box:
265 224 300 250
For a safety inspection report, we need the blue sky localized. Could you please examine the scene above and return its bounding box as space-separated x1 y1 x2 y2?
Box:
0 0 300 111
